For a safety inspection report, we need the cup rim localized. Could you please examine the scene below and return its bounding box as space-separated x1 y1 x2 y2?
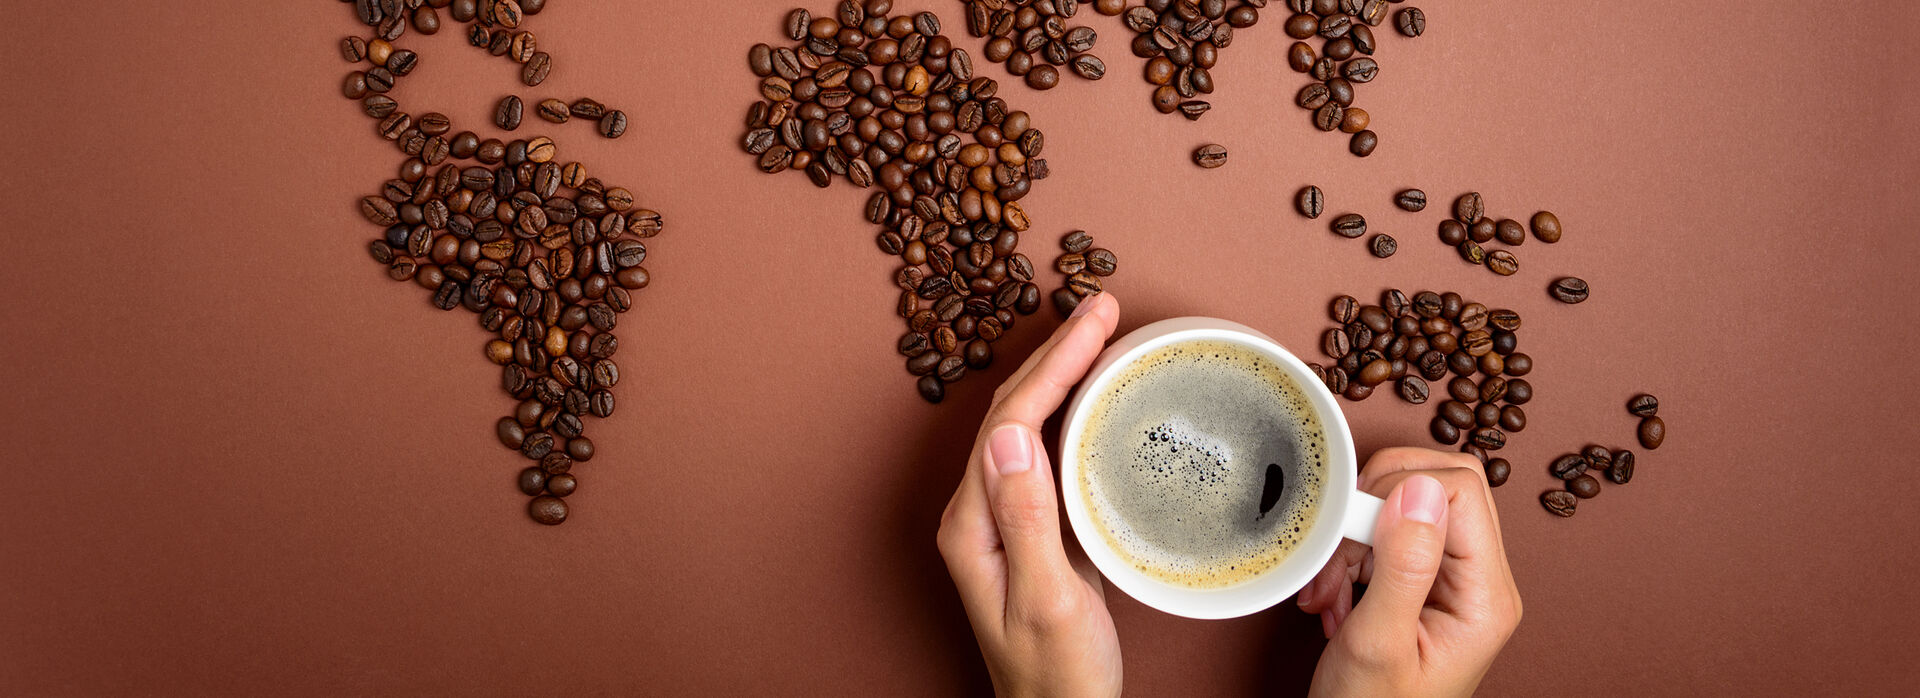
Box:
1058 317 1360 620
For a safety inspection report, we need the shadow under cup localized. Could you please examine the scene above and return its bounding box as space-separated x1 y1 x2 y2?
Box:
1059 317 1367 620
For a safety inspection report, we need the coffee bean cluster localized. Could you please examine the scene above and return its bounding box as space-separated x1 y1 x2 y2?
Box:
1116 0 1268 120
1050 231 1117 316
1439 192 1562 278
443 0 558 87
1541 442 1638 517
343 0 664 525
1308 290 1534 485
961 0 1108 90
495 95 627 139
745 3 1053 404
1279 1 1422 156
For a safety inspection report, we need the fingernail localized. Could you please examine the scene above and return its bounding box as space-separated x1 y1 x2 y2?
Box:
987 425 1033 475
1069 292 1101 319
1297 581 1314 607
1399 475 1446 525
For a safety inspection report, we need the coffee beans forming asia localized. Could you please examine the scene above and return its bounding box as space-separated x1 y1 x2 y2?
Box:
344 0 665 525
960 0 1108 89
745 2 1053 404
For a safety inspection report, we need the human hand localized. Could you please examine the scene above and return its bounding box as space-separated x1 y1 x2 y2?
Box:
937 292 1124 698
1299 448 1523 697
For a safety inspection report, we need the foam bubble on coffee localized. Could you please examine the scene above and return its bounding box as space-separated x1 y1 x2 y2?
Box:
1078 339 1325 589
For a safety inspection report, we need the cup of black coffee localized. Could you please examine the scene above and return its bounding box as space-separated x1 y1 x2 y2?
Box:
1060 318 1383 619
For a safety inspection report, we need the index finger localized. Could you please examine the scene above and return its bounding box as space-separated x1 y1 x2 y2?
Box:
979 293 1120 433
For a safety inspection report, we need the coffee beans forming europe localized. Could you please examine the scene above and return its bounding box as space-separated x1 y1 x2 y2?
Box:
745 2 1055 404
343 0 666 525
961 0 1109 89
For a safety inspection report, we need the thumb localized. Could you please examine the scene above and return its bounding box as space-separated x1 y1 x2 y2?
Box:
1341 474 1449 649
981 423 1076 613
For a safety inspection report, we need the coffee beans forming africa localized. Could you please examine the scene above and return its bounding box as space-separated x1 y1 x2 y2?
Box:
745 2 1050 404
1052 230 1117 316
344 0 665 525
960 0 1109 90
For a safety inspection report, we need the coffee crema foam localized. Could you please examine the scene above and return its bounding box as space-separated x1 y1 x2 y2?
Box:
1077 339 1326 589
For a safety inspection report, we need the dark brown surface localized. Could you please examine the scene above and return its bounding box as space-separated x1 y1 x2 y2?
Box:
3 1 1918 694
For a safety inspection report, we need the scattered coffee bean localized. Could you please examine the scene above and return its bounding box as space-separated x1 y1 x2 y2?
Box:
1628 394 1659 417
1530 210 1562 243
1485 458 1509 487
1297 185 1325 219
495 95 523 130
1542 490 1577 517
1551 454 1588 480
1193 144 1229 168
1567 474 1600 499
1394 189 1426 212
1369 234 1396 258
1331 213 1367 238
1550 277 1590 304
1638 416 1665 449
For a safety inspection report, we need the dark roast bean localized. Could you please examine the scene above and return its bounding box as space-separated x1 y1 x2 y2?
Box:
1551 454 1588 480
1397 376 1428 404
1394 189 1426 212
1531 210 1562 243
1430 417 1460 445
1396 7 1425 36
495 95 523 130
917 375 944 403
1639 416 1666 449
1485 458 1510 487
1297 185 1325 219
1369 234 1396 258
1628 394 1659 417
1567 474 1600 499
1085 248 1117 276
528 495 568 525
1542 490 1577 517
599 111 628 139
1550 277 1590 304
1486 250 1518 276
1453 192 1484 224
1608 451 1635 484
1193 143 1228 168
1331 213 1366 238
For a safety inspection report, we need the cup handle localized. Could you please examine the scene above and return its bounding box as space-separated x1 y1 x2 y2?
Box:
1339 490 1387 547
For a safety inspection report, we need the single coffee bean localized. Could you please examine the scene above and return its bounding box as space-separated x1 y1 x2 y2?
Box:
1051 287 1081 316
495 95 523 130
1499 405 1526 432
546 472 577 497
1331 295 1360 323
522 51 552 86
1369 234 1397 258
1331 213 1366 238
1496 218 1526 246
1504 378 1532 405
535 98 570 123
1608 450 1635 484
1470 427 1506 450
1458 240 1486 265
1430 417 1460 445
1063 230 1093 253
599 110 628 139
1193 143 1228 168
937 355 966 383
1628 393 1659 417
1397 376 1428 404
1542 490 1577 517
1583 445 1613 470
1086 248 1118 276
528 495 568 525
1639 416 1666 449
1437 220 1467 246
1394 189 1426 212
1486 250 1518 276
1447 376 1477 403
1549 277 1590 304
1469 219 1496 243
517 466 548 496
1530 210 1562 243
917 375 944 403
1067 272 1102 296
1453 192 1484 224
1297 185 1325 219
1349 130 1377 157
1551 454 1588 480
1484 458 1510 487
1475 402 1501 428
1396 7 1425 36
1567 474 1600 499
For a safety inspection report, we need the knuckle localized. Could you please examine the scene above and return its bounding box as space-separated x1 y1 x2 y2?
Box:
1016 587 1085 633
994 489 1053 534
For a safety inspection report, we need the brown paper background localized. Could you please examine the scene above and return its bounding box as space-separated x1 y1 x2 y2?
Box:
3 1 1918 694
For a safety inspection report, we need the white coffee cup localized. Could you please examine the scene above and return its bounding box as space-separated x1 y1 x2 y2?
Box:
1059 317 1385 620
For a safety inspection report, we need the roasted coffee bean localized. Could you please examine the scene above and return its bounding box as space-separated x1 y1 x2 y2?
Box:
535 98 569 123
1394 189 1426 212
1453 192 1484 224
1639 416 1666 449
1437 220 1467 246
1628 394 1659 417
1051 287 1081 316
495 95 523 130
1470 427 1506 450
1469 219 1496 243
1504 378 1532 405
528 495 568 525
1331 213 1367 238
1496 218 1526 246
1608 451 1635 484
917 375 945 403
1193 143 1228 168
1475 402 1501 428
1486 250 1518 276
1551 454 1588 480
1549 277 1590 304
522 51 552 86
1297 185 1325 219
517 466 548 496
1567 474 1600 499
1397 376 1428 404
1430 417 1460 445
599 111 628 139
1067 272 1102 296
937 355 966 382
1331 295 1359 324
1489 309 1522 332
1499 405 1526 432
1542 490 1577 517
1349 130 1377 157
1085 248 1117 276
1483 458 1510 487
1063 230 1093 253
1531 210 1562 243
1458 240 1487 265
1396 7 1425 36
1440 400 1473 429
1583 445 1613 470
1369 234 1396 258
